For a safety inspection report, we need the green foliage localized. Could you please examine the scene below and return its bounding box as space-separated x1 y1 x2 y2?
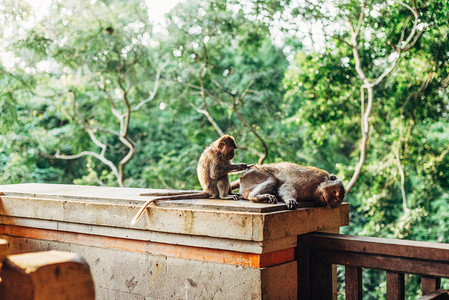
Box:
281 1 449 297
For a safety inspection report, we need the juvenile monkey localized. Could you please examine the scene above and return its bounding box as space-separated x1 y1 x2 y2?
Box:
131 135 249 225
232 162 345 209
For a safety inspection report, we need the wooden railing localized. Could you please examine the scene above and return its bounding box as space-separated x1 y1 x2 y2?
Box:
297 233 449 299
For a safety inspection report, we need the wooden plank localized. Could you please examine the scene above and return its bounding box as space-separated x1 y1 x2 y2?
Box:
345 266 362 300
387 272 405 300
315 250 449 278
422 277 441 295
419 290 449 300
297 237 311 299
302 233 449 262
310 256 333 299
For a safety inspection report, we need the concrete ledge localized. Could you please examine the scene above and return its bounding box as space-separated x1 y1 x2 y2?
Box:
0 183 349 299
0 183 348 243
0 248 95 299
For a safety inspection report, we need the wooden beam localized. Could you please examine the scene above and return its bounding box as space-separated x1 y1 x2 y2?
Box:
297 238 311 299
315 250 449 278
387 272 405 300
422 277 441 295
345 266 362 300
310 257 333 299
302 233 449 262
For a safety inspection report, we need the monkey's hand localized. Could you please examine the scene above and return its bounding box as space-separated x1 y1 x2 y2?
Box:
221 195 240 201
285 199 298 210
238 163 250 170
266 195 277 204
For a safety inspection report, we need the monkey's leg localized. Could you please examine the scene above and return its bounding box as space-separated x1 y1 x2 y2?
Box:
247 177 278 204
277 183 298 209
217 179 239 200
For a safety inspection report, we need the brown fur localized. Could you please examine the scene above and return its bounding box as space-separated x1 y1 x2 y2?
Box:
131 135 249 225
233 162 345 209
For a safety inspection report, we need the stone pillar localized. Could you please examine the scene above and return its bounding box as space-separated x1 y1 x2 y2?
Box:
0 183 349 299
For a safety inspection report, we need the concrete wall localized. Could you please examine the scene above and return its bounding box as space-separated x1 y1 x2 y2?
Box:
0 183 349 299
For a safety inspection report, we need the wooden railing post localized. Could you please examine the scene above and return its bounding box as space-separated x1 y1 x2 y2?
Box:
298 236 334 299
297 237 311 299
310 254 334 299
346 266 362 300
387 272 405 300
422 276 441 295
297 233 449 299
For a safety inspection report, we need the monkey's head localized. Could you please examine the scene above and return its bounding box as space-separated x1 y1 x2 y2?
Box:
317 174 345 208
216 135 237 160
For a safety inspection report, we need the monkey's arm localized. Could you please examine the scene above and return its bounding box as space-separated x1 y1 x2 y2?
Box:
211 163 249 179
226 163 251 173
131 193 210 225
278 183 298 209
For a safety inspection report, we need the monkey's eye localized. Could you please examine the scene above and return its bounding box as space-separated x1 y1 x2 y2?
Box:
329 174 337 181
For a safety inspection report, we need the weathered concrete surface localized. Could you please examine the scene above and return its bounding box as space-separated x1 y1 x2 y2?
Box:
0 249 95 300
0 183 348 299
0 215 298 254
0 183 286 212
0 183 348 242
4 236 297 299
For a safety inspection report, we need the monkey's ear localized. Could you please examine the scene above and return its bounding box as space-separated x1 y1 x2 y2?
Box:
329 174 337 181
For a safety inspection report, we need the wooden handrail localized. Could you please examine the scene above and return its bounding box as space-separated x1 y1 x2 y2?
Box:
298 233 449 299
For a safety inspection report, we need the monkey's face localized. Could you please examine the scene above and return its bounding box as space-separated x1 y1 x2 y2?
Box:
218 139 236 160
222 145 235 160
317 177 345 208
227 147 235 159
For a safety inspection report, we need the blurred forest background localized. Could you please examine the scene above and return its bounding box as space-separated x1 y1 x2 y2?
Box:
0 0 448 297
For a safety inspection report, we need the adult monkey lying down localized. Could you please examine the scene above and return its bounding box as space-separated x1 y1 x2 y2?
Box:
232 162 345 209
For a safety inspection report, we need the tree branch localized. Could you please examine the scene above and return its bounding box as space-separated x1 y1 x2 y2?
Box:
394 130 408 213
190 103 224 136
345 0 421 192
132 68 161 111
180 43 225 137
116 61 136 186
230 81 269 164
50 150 120 181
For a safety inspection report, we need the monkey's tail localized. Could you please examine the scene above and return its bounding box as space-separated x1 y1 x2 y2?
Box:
131 193 210 225
140 190 202 196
